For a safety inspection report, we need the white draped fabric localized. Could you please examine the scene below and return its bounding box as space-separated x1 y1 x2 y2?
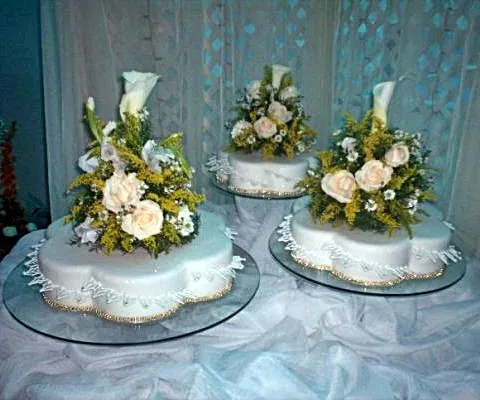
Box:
1 201 480 399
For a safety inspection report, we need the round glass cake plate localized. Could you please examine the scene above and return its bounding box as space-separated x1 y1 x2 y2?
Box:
269 231 466 295
3 245 259 345
211 175 306 200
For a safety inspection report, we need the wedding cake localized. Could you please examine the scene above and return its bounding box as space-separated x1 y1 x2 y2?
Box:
278 81 461 286
209 64 317 196
25 72 243 323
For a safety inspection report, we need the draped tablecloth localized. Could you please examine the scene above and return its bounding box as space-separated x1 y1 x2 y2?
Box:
1 199 480 400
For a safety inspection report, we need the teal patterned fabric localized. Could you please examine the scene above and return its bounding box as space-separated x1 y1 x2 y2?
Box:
333 0 479 206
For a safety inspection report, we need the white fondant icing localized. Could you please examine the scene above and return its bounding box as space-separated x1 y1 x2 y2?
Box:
27 211 242 322
227 152 312 193
278 205 461 286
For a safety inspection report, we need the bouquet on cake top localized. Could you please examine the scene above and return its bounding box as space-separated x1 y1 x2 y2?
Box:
299 81 436 236
226 64 316 159
66 71 205 257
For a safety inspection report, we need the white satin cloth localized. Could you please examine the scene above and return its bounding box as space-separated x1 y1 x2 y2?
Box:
1 200 480 400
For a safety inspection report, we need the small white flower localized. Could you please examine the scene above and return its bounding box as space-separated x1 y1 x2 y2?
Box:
384 189 396 200
406 198 418 208
408 205 418 215
247 136 256 144
332 129 341 136
297 142 305 153
365 199 378 212
177 205 195 237
346 151 359 162
341 137 357 152
280 129 287 137
274 134 283 143
231 120 252 139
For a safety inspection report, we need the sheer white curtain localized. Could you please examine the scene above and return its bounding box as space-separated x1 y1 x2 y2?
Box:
41 0 479 255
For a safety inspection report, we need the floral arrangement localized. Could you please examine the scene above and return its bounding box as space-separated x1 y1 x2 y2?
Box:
0 119 28 239
299 82 436 236
66 71 205 257
226 64 316 160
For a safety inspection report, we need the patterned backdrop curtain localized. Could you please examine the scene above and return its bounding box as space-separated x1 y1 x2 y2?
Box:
41 0 479 254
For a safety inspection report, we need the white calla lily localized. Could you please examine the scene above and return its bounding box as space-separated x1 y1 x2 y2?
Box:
119 71 160 121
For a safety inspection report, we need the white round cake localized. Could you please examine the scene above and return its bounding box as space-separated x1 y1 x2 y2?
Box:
278 204 461 286
222 152 313 196
26 210 241 323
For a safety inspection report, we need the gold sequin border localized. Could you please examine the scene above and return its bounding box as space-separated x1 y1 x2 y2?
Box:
291 252 445 288
42 281 233 324
223 182 304 198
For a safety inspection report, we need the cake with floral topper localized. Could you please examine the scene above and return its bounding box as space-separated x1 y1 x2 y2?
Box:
24 71 244 323
209 64 317 196
278 81 461 286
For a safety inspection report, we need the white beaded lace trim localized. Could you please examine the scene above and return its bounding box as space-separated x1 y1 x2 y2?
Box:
23 240 244 308
277 214 462 278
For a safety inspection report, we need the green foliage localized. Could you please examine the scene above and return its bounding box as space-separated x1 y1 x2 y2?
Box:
299 111 436 235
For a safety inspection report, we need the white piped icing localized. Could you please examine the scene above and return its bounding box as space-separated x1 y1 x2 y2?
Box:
278 206 462 286
27 211 244 322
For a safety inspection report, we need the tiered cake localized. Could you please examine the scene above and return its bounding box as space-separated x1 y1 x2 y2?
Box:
25 71 242 322
211 64 317 196
278 81 461 286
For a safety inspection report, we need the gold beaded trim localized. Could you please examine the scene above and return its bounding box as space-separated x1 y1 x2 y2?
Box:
291 252 445 288
42 281 233 324
217 179 305 198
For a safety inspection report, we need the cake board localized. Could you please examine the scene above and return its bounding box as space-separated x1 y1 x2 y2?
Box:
3 244 260 345
269 230 466 296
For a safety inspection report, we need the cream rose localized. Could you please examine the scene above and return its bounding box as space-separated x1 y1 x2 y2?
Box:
119 71 160 121
254 116 277 139
271 64 290 89
355 160 393 192
268 101 292 123
384 143 410 167
321 170 356 203
102 171 143 213
279 86 299 101
121 200 163 240
247 80 262 100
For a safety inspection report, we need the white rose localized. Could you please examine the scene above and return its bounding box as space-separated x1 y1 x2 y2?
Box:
384 143 410 167
78 151 99 173
102 171 143 213
119 71 160 121
355 160 393 192
246 80 262 100
271 64 290 89
253 116 277 139
231 120 252 138
321 170 356 203
268 101 292 123
341 137 357 152
121 200 163 240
